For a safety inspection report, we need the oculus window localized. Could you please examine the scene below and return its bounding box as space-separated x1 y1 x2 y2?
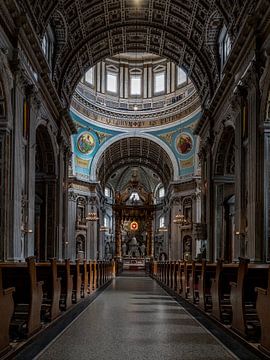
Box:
107 72 118 93
130 75 142 95
154 72 165 94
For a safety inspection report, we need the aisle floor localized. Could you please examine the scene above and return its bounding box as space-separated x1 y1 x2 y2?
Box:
35 273 238 360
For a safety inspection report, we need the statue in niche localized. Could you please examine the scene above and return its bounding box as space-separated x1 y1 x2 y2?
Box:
122 242 127 256
140 243 146 257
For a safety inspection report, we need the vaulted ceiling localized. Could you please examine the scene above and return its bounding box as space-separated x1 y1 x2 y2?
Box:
18 0 254 106
96 137 174 186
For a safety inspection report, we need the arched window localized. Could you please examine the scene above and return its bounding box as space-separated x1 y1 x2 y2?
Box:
129 192 140 201
153 65 166 94
85 67 94 85
177 67 187 87
41 25 55 68
106 65 118 93
0 81 5 118
130 68 142 96
159 216 165 228
219 25 231 70
105 187 111 197
158 186 165 198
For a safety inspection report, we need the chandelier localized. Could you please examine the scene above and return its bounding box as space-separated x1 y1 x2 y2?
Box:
159 226 168 232
86 212 99 221
173 213 190 227
100 225 109 232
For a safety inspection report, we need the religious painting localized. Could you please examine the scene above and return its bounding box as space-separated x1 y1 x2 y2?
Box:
77 133 95 154
176 133 193 155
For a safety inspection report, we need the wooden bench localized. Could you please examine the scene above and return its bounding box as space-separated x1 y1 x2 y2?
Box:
0 257 43 339
256 266 270 355
0 269 15 355
230 258 268 339
176 261 184 294
198 260 216 312
183 261 192 299
36 258 61 321
70 260 82 303
80 260 89 297
210 260 238 323
189 261 200 304
57 259 73 310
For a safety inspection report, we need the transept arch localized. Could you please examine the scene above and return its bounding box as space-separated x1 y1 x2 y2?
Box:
90 133 179 182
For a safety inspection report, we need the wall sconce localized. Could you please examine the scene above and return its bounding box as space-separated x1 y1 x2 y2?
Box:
21 224 33 233
100 225 109 232
173 213 191 227
159 226 168 233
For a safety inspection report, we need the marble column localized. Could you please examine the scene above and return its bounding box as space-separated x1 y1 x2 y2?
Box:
115 214 121 258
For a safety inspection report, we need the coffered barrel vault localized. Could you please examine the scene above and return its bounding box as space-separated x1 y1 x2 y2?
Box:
15 0 255 107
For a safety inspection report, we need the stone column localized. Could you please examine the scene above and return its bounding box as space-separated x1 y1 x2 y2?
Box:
86 195 99 260
146 215 154 258
244 64 263 262
231 89 243 260
67 191 77 259
26 87 41 258
115 213 121 258
170 197 181 260
205 136 214 261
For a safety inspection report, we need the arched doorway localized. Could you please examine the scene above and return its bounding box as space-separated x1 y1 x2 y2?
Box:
35 125 56 260
214 126 235 261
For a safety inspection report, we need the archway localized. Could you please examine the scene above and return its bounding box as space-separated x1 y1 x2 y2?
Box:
35 125 57 260
213 126 235 262
96 137 174 260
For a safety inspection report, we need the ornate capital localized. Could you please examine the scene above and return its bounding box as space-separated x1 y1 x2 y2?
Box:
68 191 77 202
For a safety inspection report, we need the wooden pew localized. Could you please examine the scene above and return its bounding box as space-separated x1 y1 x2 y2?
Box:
230 258 268 339
0 257 43 338
256 266 270 355
172 261 178 291
198 260 216 312
176 261 184 294
89 260 94 293
189 261 200 304
36 258 61 321
183 261 192 299
57 259 73 310
210 260 238 323
70 260 82 303
0 269 15 355
80 260 89 297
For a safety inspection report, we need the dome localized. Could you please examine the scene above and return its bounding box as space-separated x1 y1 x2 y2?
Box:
71 53 200 129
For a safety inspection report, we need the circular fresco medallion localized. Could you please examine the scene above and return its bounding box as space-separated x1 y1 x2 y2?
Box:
130 221 139 231
77 133 95 154
176 133 193 155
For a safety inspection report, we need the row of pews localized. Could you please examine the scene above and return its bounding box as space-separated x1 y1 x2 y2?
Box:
151 258 270 356
0 257 114 356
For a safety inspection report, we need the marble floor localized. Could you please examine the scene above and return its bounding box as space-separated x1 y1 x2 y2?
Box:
35 273 239 360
